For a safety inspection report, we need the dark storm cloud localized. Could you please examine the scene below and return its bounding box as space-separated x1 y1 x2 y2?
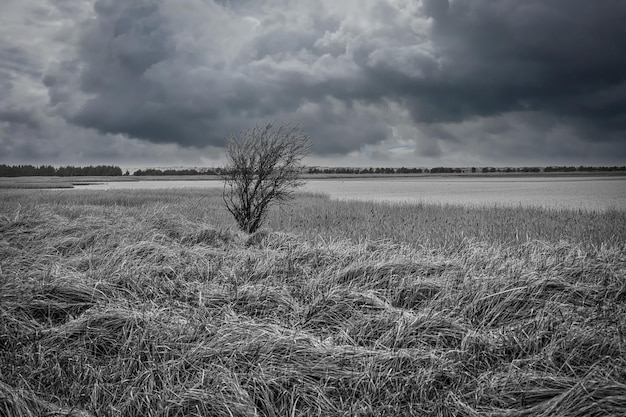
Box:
42 0 414 154
0 46 42 79
408 0 626 132
0 107 42 130
65 1 178 137
46 0 254 147
41 0 626 162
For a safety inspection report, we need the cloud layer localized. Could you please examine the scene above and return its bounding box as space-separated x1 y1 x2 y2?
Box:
2 0 626 166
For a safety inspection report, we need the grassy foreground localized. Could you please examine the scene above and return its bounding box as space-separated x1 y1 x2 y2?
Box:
1 188 625 416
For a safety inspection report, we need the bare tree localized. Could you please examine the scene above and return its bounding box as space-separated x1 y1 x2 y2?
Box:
220 122 312 233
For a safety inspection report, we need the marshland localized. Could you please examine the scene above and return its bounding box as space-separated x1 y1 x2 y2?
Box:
1 187 625 416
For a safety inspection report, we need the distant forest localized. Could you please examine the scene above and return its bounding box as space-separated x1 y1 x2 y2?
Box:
107 165 626 176
0 164 123 177
1 164 625 177
307 165 626 174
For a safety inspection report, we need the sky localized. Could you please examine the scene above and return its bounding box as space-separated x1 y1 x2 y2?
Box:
1 0 625 169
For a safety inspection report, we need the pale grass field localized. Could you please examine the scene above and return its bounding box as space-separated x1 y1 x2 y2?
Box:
1 188 625 416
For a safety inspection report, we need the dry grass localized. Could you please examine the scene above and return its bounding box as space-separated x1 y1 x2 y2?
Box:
270 196 626 250
1 188 625 416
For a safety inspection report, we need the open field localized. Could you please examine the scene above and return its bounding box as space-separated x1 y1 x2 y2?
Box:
1 188 626 416
0 176 139 190
2 170 626 190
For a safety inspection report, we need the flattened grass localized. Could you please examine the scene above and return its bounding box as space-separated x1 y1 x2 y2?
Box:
1 188 625 416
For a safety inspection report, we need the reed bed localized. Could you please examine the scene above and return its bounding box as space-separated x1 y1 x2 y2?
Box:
1 188 625 416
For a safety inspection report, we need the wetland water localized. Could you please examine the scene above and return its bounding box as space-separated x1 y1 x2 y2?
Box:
79 176 626 211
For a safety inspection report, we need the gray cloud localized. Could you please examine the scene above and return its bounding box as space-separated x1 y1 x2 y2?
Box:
0 107 42 130
2 0 625 166
415 1 626 127
41 0 433 156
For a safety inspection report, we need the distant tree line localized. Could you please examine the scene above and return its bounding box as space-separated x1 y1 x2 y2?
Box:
0 164 123 177
3 164 624 178
132 167 223 176
309 167 426 174
132 165 626 175
308 166 626 175
543 166 626 172
481 167 541 173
